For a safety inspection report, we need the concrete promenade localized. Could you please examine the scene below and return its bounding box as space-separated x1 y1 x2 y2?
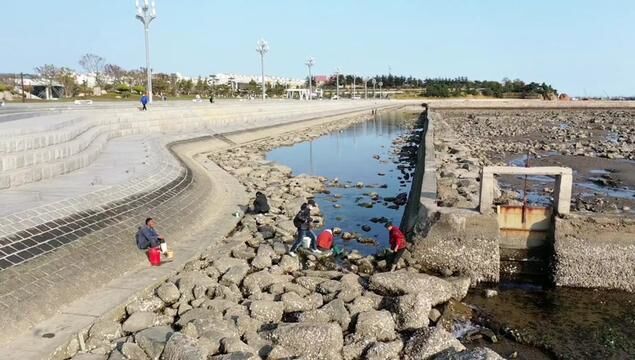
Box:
0 99 403 357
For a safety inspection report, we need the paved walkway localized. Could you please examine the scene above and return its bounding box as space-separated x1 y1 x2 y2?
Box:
0 102 405 358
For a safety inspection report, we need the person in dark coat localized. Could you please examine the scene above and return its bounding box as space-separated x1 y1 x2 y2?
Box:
253 191 270 214
289 202 317 256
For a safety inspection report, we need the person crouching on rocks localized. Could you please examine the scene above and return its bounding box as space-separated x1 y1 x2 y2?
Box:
137 218 173 259
385 222 407 272
253 191 270 214
316 228 335 252
289 202 317 256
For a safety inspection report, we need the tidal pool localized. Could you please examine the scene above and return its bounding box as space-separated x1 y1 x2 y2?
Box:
267 112 417 255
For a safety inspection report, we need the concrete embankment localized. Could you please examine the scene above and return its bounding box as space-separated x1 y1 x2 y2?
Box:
404 106 635 290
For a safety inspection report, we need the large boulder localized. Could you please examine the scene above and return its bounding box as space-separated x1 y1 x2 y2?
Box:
346 292 382 316
221 264 250 286
121 343 150 360
243 271 292 295
156 283 181 305
320 299 351 329
392 292 432 331
122 311 157 333
88 319 122 343
175 272 217 298
364 339 403 360
354 310 397 341
281 292 315 313
127 296 165 315
176 308 222 327
135 326 174 360
447 276 471 301
369 271 453 305
161 332 208 360
271 322 343 360
213 258 249 274
403 326 465 360
249 300 284 323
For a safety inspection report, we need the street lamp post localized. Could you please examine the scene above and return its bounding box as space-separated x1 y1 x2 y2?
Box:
364 77 369 99
256 39 269 101
378 81 383 99
135 0 157 103
305 57 315 101
352 75 356 99
372 78 377 98
335 67 341 99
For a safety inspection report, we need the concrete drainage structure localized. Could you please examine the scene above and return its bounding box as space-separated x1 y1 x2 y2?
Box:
405 107 635 291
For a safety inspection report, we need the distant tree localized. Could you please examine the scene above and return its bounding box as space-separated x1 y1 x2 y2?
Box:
132 85 145 94
104 64 126 84
79 53 106 86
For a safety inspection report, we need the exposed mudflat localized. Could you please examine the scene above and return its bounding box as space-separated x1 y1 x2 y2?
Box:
434 109 635 213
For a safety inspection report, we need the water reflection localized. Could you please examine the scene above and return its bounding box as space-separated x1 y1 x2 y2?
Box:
267 112 413 254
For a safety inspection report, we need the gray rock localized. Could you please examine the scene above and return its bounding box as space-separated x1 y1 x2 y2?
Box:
250 254 272 270
271 322 343 360
429 308 442 323
364 339 403 360
176 308 222 327
122 311 156 333
337 274 364 303
121 342 149 360
249 300 284 323
447 276 471 301
289 309 331 323
107 350 126 360
71 354 107 360
209 352 258 360
242 271 292 295
213 258 249 274
283 282 311 297
88 319 122 342
221 264 250 286
231 247 256 260
342 337 374 360
294 276 327 292
156 283 181 305
161 332 208 360
221 337 254 354
403 326 465 360
281 292 313 313
355 310 397 341
316 279 342 295
135 326 174 360
393 292 431 331
278 255 300 273
369 271 453 305
346 292 382 316
175 272 217 298
127 296 165 315
321 299 351 329
266 345 293 360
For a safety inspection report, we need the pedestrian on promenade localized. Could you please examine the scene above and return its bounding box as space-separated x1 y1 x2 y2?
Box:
385 222 407 272
289 201 317 256
140 94 149 111
136 218 173 259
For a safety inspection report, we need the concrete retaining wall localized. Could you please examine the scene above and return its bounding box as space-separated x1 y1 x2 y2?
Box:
553 214 635 292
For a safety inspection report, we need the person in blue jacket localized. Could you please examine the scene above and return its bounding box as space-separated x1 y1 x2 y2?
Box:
140 94 149 110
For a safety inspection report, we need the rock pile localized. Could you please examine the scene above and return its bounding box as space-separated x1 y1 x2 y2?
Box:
62 115 504 359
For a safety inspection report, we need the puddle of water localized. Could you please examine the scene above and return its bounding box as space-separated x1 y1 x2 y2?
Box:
576 182 635 200
267 112 416 255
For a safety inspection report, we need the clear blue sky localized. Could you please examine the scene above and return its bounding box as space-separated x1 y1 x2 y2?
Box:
2 0 633 96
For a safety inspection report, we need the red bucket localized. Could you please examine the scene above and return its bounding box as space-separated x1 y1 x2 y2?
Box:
147 247 161 266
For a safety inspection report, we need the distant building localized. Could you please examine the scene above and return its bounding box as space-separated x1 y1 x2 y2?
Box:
313 75 330 86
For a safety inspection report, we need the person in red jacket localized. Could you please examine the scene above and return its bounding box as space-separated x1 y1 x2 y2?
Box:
316 228 334 252
385 222 407 272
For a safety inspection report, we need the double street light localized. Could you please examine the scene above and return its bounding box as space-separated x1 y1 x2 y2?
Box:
256 39 269 101
135 0 156 103
305 57 315 101
335 67 341 99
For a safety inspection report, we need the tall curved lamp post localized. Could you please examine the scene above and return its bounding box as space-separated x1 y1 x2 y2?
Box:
256 39 269 101
135 0 157 103
305 57 315 100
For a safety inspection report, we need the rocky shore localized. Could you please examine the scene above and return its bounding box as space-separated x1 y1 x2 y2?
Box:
61 115 505 360
433 109 635 212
